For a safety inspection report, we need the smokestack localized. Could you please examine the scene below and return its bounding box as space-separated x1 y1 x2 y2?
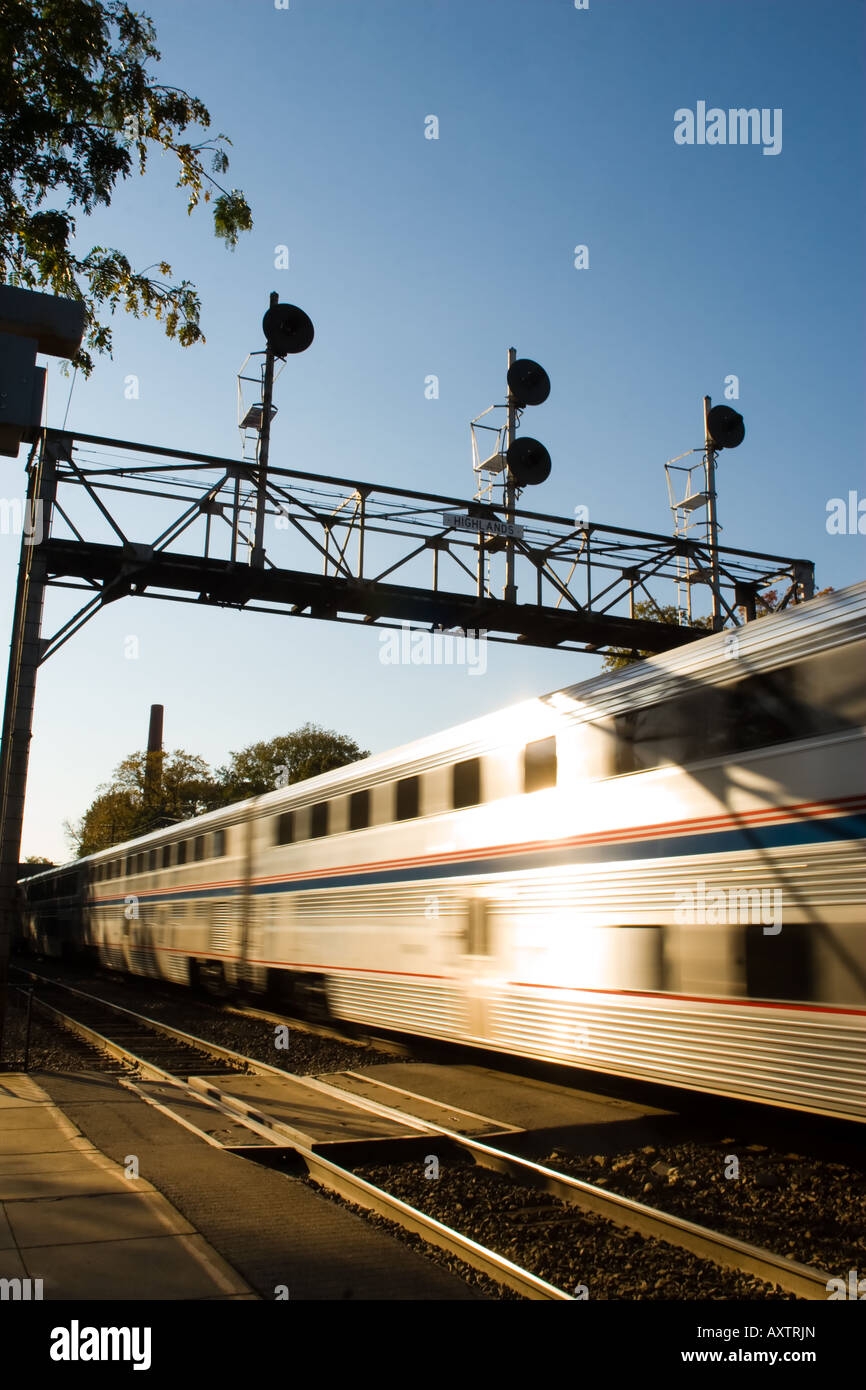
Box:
147 704 164 757
144 704 164 805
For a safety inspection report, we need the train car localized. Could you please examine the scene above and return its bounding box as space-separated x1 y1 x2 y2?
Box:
20 581 866 1120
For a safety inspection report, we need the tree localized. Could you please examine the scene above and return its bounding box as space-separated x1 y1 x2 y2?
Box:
0 0 252 374
64 747 217 856
215 723 370 803
24 855 53 864
63 727 370 857
64 785 139 857
111 748 217 824
602 601 712 671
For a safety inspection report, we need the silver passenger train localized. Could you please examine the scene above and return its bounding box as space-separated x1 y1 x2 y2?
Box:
20 583 866 1120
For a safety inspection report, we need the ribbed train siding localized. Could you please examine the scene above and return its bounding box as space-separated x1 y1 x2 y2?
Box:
484 991 866 1119
325 976 865 1120
327 978 466 1039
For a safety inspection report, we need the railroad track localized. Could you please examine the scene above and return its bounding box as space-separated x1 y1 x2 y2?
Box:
12 964 835 1301
195 1067 834 1301
10 966 563 1298
12 966 255 1079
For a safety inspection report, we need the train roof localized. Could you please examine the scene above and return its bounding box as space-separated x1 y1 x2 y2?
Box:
24 580 865 879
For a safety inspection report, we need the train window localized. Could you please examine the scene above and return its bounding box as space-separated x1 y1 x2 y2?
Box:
789 640 866 727
524 737 557 793
745 922 812 1002
395 775 420 821
349 789 370 831
96 864 104 882
310 802 329 838
213 829 226 857
161 844 172 869
148 849 157 871
125 855 133 875
276 812 295 845
608 647 862 776
193 835 206 862
175 839 187 866
136 853 145 873
453 758 481 809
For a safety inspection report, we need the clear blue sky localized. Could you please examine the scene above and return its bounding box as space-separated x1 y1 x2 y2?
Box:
4 0 864 860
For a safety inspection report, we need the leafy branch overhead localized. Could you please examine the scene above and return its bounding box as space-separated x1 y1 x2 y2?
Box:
0 0 253 373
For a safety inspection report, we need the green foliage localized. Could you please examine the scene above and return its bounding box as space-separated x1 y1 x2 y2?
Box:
0 0 252 373
63 748 217 856
63 727 369 855
215 723 370 803
601 601 712 671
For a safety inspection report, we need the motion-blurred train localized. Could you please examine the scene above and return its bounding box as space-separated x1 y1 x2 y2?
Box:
20 583 866 1120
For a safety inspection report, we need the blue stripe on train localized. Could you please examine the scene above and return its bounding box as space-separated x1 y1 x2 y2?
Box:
90 812 866 907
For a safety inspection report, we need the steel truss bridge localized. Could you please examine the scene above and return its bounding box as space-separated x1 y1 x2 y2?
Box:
31 428 814 662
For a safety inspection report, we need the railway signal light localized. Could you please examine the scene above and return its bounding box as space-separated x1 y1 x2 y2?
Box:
506 435 552 487
706 404 745 450
262 303 315 358
506 356 551 489
506 358 551 409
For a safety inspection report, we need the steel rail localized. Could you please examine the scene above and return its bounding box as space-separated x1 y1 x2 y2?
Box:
18 965 833 1299
15 969 569 1300
26 994 177 1083
12 967 256 1075
187 1060 834 1298
235 1067 834 1301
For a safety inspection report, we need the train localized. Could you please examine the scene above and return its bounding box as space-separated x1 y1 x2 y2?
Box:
19 581 866 1121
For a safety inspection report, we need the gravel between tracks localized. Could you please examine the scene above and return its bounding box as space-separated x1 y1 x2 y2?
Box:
315 1154 788 1300
540 1142 866 1284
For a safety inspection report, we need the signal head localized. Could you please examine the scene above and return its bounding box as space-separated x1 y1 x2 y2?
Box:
506 436 551 486
706 404 745 449
507 358 550 408
262 303 315 357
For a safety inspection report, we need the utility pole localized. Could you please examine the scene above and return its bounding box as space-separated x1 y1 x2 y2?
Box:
0 433 64 1057
250 291 279 570
703 394 723 633
503 347 518 603
0 286 84 1062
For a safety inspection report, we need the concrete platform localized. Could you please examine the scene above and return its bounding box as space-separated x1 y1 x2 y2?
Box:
26 1071 478 1300
0 1074 252 1300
